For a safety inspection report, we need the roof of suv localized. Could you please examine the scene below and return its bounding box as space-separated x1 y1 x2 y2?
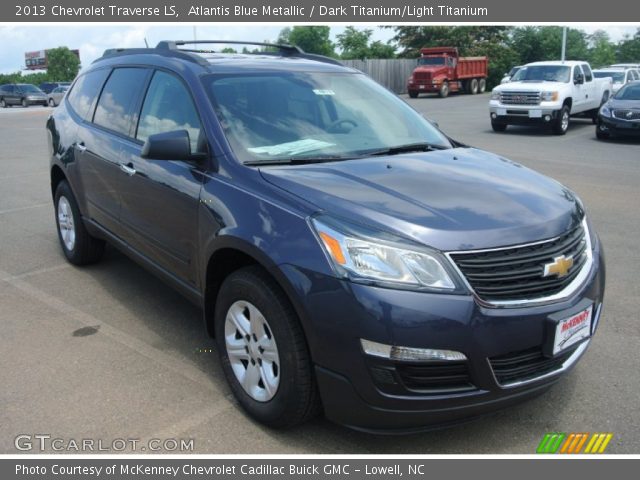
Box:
524 61 586 67
93 40 353 75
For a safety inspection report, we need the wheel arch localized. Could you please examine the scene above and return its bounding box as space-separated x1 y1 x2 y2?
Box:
50 164 67 199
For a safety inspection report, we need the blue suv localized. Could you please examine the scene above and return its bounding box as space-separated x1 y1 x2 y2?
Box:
47 41 605 432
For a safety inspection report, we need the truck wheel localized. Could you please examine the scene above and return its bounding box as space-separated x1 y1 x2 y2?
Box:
552 106 570 135
215 266 320 429
470 78 479 94
439 81 449 98
491 120 508 132
54 180 105 265
478 78 487 93
408 90 419 99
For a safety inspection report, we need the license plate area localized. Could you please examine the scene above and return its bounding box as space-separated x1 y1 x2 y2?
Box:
529 109 543 118
544 300 593 357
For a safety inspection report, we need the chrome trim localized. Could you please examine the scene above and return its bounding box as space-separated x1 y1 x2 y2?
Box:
495 339 590 389
445 217 593 308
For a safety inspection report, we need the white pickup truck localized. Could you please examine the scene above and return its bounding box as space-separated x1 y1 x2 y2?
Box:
489 61 613 135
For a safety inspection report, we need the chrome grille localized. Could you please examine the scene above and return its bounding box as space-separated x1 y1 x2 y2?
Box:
613 109 640 121
500 91 541 105
450 225 588 303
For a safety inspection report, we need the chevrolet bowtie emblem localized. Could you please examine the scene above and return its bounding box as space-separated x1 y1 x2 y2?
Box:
543 255 574 278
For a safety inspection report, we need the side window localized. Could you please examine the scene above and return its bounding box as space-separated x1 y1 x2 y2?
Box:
94 68 148 136
67 69 110 120
582 64 593 82
573 66 583 82
136 71 202 153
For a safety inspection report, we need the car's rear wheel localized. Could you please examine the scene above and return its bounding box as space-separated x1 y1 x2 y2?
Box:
49 98 55 107
469 78 479 94
215 266 320 428
0 98 6 108
54 180 105 265
478 78 487 93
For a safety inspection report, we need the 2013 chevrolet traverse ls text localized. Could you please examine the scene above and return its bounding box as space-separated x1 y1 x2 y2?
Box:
46 41 605 433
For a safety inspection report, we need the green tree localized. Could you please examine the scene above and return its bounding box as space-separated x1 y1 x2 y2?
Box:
220 47 237 53
46 47 80 81
587 30 616 68
277 26 335 57
337 27 395 59
617 28 640 63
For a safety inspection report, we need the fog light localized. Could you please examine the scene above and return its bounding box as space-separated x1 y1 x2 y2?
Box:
491 113 497 119
544 115 551 122
361 339 467 362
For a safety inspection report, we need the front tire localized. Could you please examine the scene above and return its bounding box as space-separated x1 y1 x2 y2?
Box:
408 90 419 99
215 266 320 429
54 180 105 265
21 98 28 108
439 81 449 98
596 122 610 140
491 120 508 132
49 98 55 107
552 105 570 135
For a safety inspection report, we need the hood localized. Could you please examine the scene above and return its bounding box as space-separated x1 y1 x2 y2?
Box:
496 81 567 91
260 148 583 251
608 97 640 108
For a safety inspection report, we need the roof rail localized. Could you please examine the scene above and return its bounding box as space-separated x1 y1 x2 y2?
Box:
156 40 343 66
95 47 210 67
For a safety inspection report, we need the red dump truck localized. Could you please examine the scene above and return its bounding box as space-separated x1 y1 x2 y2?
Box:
407 47 488 98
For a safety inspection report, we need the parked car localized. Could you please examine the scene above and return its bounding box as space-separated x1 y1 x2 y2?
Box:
500 65 522 84
0 83 47 107
489 61 612 134
609 63 640 70
407 47 488 98
47 41 605 432
593 67 640 94
596 81 640 139
39 81 71 94
47 85 69 107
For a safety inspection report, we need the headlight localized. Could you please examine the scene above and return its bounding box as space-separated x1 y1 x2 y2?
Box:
490 90 500 100
599 104 611 117
541 91 559 102
311 216 456 291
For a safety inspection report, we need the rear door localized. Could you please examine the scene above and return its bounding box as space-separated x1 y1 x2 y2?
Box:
74 67 150 237
581 64 598 108
118 69 206 285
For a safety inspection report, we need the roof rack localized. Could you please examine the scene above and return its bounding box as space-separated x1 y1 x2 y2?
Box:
96 41 343 67
156 40 343 66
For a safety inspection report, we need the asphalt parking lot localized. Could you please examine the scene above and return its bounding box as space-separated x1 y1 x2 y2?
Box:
1 96 638 454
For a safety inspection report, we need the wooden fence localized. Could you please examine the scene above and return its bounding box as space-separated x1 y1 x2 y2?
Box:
341 59 418 94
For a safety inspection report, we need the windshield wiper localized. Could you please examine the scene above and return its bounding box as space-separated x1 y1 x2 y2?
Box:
364 142 449 157
243 154 359 166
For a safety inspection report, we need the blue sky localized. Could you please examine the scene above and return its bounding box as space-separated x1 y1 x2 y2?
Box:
0 25 637 74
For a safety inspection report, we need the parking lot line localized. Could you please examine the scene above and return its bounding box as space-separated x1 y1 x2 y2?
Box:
0 267 221 394
0 202 49 216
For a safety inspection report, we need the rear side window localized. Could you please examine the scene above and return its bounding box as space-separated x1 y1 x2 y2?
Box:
136 70 202 153
94 68 148 136
67 69 110 120
582 64 593 82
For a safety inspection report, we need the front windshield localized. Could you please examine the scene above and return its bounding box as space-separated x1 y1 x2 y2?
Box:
508 67 520 77
205 72 451 164
615 83 640 100
417 57 445 66
511 66 571 83
594 71 625 83
20 84 42 93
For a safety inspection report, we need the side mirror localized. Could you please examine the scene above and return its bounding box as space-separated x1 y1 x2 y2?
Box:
574 73 585 85
141 130 193 161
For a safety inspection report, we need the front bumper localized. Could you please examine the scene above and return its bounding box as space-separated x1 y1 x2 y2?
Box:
489 102 561 125
598 115 640 136
279 238 605 432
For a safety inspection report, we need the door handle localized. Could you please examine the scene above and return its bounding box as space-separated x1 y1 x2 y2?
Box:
76 142 87 153
120 163 136 176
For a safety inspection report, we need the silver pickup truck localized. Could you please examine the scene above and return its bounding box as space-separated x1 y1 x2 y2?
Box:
489 61 613 135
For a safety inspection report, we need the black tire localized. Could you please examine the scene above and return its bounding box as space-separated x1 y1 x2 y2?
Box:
552 105 570 135
595 122 610 140
54 180 105 265
491 120 508 132
0 98 6 108
439 81 449 98
21 98 28 108
408 90 419 98
215 266 320 429
470 78 479 95
49 98 55 107
478 78 487 93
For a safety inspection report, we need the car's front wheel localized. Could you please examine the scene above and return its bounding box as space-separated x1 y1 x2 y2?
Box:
54 180 105 265
552 105 570 135
215 266 320 428
21 98 28 108
595 122 610 140
49 98 55 107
